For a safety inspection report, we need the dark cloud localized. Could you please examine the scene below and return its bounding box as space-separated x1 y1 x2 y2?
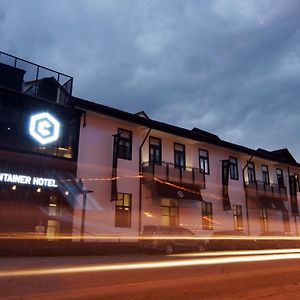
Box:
1 0 300 160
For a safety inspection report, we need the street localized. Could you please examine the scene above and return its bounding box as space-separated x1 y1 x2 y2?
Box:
1 250 300 299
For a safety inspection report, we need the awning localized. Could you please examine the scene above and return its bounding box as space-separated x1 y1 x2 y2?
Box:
149 180 202 201
259 197 287 211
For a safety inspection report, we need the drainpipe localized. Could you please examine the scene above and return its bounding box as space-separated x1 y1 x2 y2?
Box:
242 155 254 236
139 128 152 236
288 167 299 236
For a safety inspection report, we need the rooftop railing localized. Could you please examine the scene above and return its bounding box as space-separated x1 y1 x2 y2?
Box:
0 51 73 103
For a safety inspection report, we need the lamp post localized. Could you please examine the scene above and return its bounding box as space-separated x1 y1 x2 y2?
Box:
79 179 93 242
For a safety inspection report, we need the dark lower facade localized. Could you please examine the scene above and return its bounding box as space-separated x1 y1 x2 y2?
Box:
0 149 79 240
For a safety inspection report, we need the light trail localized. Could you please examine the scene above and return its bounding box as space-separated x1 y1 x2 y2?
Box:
2 251 300 278
173 248 300 257
1 233 300 241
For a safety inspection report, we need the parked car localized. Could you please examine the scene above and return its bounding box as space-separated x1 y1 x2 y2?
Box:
257 231 299 249
208 230 257 251
139 225 206 254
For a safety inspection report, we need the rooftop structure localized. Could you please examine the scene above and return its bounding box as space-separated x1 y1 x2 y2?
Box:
0 51 73 105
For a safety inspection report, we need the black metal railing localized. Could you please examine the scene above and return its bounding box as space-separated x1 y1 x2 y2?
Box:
0 51 73 104
245 180 287 201
142 161 205 189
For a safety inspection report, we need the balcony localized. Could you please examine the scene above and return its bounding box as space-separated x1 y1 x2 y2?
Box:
245 181 287 201
142 161 205 189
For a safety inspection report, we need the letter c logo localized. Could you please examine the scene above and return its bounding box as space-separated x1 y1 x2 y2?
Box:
29 112 60 145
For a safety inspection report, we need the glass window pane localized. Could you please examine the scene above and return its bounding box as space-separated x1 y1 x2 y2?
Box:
161 207 169 215
118 129 131 139
174 143 184 151
161 216 169 226
170 208 178 217
161 199 170 206
115 193 131 227
199 150 208 158
150 137 161 146
204 161 208 170
170 199 178 207
123 194 131 206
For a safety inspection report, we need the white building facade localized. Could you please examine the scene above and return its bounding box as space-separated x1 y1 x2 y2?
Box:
71 98 300 241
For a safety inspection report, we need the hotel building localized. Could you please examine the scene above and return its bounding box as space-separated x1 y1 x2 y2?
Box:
0 51 299 244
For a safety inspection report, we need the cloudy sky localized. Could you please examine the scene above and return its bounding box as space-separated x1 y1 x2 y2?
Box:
1 0 300 160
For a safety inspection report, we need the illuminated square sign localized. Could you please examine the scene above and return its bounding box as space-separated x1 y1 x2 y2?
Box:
29 112 60 145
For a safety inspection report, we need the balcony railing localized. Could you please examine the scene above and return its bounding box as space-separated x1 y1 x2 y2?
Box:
245 180 287 201
142 161 205 189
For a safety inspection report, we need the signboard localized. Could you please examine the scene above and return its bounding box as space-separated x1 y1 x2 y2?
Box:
0 172 57 188
29 112 60 145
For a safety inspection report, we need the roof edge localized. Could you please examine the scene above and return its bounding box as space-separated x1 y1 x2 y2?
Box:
71 96 300 168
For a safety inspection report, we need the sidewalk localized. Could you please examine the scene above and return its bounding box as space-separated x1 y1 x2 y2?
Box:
0 239 139 256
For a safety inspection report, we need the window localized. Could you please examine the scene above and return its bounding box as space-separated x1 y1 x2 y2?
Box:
247 162 256 184
233 205 243 230
0 99 79 160
260 208 268 233
202 202 213 230
229 157 239 180
115 193 132 227
149 137 162 165
161 199 178 226
199 149 209 175
48 195 59 217
295 174 300 192
282 211 290 233
276 168 284 187
117 129 132 160
174 143 185 170
262 165 270 185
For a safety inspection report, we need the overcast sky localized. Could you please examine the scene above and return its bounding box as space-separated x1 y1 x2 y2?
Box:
1 0 300 160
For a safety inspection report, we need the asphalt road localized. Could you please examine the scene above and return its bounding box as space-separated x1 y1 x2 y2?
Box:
1 251 300 299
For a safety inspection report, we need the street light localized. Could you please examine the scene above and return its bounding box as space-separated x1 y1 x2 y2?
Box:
79 179 93 242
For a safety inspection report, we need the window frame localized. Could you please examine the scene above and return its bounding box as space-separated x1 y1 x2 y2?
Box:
161 199 179 227
117 128 132 160
0 99 79 160
149 136 162 165
202 202 213 230
295 173 300 192
261 165 270 185
260 208 269 233
232 205 243 230
276 168 284 187
247 162 256 184
229 156 239 180
115 193 132 228
199 149 210 175
174 142 186 170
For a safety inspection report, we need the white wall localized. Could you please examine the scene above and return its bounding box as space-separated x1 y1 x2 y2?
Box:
74 111 300 241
